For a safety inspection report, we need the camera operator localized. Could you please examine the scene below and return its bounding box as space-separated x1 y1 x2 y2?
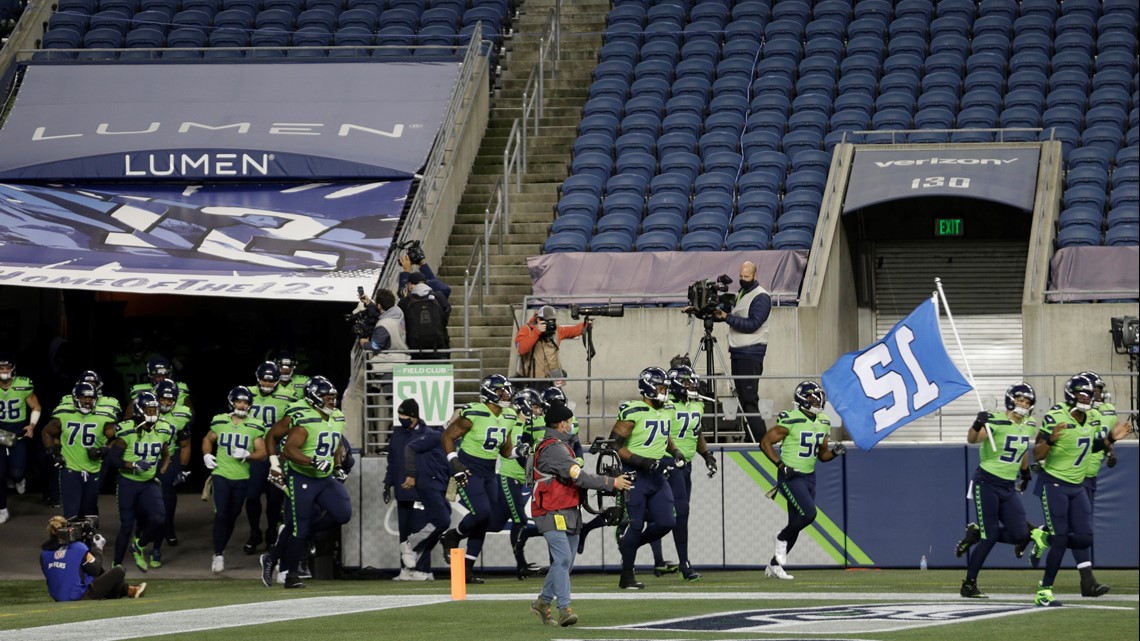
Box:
700 261 772 441
530 403 632 627
41 516 146 601
515 306 590 392
399 272 451 357
397 243 452 301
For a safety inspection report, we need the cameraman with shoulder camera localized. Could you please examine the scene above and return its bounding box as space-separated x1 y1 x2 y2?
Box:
709 261 772 441
41 515 146 601
515 306 589 391
397 241 452 301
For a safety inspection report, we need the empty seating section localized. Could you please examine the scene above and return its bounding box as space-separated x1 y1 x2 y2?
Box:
37 0 512 59
549 0 1138 254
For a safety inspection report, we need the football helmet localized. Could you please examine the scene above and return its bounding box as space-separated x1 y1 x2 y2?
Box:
146 356 172 381
479 374 514 406
0 355 14 381
73 382 98 415
256 361 281 394
228 385 253 417
794 381 827 413
542 386 568 407
1079 371 1105 407
78 370 104 395
1063 374 1096 412
667 365 700 400
638 367 669 402
512 388 546 418
1004 383 1036 417
274 350 298 382
305 377 339 415
154 379 179 414
134 391 160 425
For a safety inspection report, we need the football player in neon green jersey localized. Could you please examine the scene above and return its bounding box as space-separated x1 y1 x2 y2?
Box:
497 388 547 579
647 365 718 582
146 379 192 565
244 361 294 554
107 391 173 572
1030 374 1132 607
274 350 311 402
610 366 685 590
0 354 42 524
58 371 122 422
760 381 846 581
203 386 267 574
439 374 523 584
42 382 118 519
955 383 1039 598
127 357 192 415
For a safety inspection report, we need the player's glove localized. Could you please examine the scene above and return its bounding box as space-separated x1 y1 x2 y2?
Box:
701 451 718 478
232 447 251 461
628 453 660 472
87 446 108 461
333 467 348 483
51 447 65 469
1016 468 1032 493
311 458 332 474
383 484 392 504
203 454 218 470
514 441 533 461
449 458 471 487
830 442 847 457
133 460 153 472
1106 450 1118 468
778 462 798 482
970 411 989 432
91 534 107 551
672 450 687 468
174 470 191 487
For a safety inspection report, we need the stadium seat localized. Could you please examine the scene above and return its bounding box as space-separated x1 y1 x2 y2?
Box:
908 131 952 143
596 213 641 242
550 213 595 239
694 173 735 199
657 132 698 159
698 132 740 160
740 131 782 157
671 77 710 101
1105 224 1140 247
561 174 604 201
615 152 657 184
737 190 780 218
737 170 782 197
1108 206 1140 229
1111 186 1140 212
647 172 691 200
640 212 685 238
691 192 733 220
1056 225 1102 247
624 96 664 119
771 228 814 250
602 173 645 199
635 230 680 252
1057 207 1104 231
589 231 633 252
680 230 724 252
602 193 646 220
1063 185 1109 212
1112 166 1140 190
730 209 776 235
598 41 639 66
556 193 601 221
778 210 820 233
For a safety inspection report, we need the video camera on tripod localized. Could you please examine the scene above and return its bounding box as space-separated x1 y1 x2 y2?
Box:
686 275 734 320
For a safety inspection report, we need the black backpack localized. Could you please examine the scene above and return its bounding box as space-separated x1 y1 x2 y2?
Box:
405 295 446 350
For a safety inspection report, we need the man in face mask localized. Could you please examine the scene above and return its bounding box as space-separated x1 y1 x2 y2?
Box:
711 261 773 441
385 398 427 580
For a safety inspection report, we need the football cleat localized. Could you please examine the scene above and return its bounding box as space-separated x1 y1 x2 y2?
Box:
774 534 789 566
680 562 702 582
439 529 462 562
149 550 162 568
1029 527 1049 568
131 538 148 573
955 523 981 558
1035 585 1061 607
960 579 988 598
530 598 554 625
619 569 645 590
259 553 274 588
243 530 263 555
653 561 680 577
284 573 306 589
392 568 415 581
765 564 794 580
1080 568 1111 597
408 570 434 581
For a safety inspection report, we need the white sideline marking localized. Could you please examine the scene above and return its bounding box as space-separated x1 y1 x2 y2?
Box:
1 592 1133 641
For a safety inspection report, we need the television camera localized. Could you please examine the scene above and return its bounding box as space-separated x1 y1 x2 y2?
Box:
346 305 380 339
55 516 99 546
582 437 633 527
687 275 735 321
395 239 426 265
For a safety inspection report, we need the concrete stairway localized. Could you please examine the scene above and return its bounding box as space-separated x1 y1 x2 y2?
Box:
434 0 607 376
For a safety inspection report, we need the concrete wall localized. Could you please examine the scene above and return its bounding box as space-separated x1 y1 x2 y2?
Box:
1023 301 1140 402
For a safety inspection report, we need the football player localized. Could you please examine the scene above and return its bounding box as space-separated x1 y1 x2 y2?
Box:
274 350 311 402
244 361 293 554
146 379 193 566
42 382 118 519
107 392 173 572
496 388 546 579
0 354 42 524
203 386 266 573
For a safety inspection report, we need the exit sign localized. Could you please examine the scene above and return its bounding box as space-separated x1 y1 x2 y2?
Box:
936 218 964 237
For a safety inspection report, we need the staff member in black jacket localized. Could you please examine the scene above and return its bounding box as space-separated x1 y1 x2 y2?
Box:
711 260 772 441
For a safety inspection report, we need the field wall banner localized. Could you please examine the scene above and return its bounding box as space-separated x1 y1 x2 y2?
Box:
0 181 405 300
345 442 1138 571
843 146 1041 212
0 62 460 180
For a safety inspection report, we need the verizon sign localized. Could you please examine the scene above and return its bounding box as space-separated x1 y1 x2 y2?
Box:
843 147 1041 213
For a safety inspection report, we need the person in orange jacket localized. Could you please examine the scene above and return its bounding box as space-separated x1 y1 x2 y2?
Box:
515 306 590 392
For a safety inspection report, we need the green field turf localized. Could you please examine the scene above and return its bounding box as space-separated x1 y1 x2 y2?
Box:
2 569 1136 641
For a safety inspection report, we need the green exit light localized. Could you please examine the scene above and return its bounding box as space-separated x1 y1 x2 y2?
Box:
936 218 964 237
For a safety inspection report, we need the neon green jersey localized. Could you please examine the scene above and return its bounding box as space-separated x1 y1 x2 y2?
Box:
288 407 346 479
776 408 832 474
670 397 704 461
130 381 191 402
618 399 674 460
278 374 311 402
0 376 35 426
51 403 115 474
159 404 193 453
499 414 544 481
1085 401 1116 477
59 395 121 422
1041 405 1104 484
249 387 294 433
118 420 174 482
209 413 262 481
977 411 1037 481
458 403 517 461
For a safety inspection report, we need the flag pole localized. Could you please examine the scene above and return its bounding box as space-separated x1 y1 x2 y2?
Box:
934 278 995 451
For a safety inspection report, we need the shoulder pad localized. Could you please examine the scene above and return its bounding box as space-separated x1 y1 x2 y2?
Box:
818 415 831 425
118 428 137 439
1042 414 1056 424
1049 403 1064 410
777 411 790 420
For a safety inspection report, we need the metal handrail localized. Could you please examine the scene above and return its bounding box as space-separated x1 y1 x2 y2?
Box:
462 177 507 347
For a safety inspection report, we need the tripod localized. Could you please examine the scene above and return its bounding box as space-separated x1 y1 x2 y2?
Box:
691 315 735 441
583 316 596 416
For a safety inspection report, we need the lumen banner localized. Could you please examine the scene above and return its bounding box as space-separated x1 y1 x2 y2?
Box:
0 62 460 180
843 146 1041 213
0 181 405 300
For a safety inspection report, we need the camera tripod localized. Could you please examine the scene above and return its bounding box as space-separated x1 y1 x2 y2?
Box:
690 315 735 441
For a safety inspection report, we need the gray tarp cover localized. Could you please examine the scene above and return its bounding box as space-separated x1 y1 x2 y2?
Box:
1047 246 1140 302
527 250 809 304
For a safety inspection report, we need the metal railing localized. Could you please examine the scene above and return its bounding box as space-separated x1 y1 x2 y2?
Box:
844 127 1045 143
461 0 562 347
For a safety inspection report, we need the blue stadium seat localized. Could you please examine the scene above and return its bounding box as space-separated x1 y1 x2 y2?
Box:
40 29 82 56
725 229 770 251
556 193 601 221
1105 224 1140 247
1008 50 1050 77
691 190 733 221
798 55 839 80
1108 206 1140 228
573 133 614 160
697 132 738 159
630 77 670 103
795 74 836 100
89 10 133 35
47 12 90 35
1054 31 1096 56
705 112 745 137
737 170 781 196
765 18 805 41
772 228 814 250
1090 87 1130 113
661 113 702 140
846 16 887 41
744 112 784 137
57 0 99 12
1000 107 1041 129
814 0 852 24
688 208 731 235
624 96 664 118
1112 166 1140 190
1096 51 1137 75
550 213 596 238
615 133 655 160
84 26 126 48
950 131 995 143
262 0 301 13
730 208 776 234
1052 51 1093 76
671 77 710 101
683 20 723 47
583 96 623 121
596 213 641 242
1008 70 1048 94
887 34 927 59
786 170 826 193
1063 185 1109 212
914 107 955 129
649 172 693 199
208 26 249 50
777 210 820 233
1068 146 1113 171
1082 126 1124 156
878 72 919 97
1055 226 1102 247
603 173 646 199
978 0 1018 20
598 41 639 66
908 131 952 143
704 151 743 177
830 109 870 132
1014 14 1054 38
606 3 645 28
782 190 822 215
788 110 829 137
732 0 769 24
694 172 735 198
635 59 674 83
589 231 633 252
762 37 804 63
973 14 1012 38
570 152 613 183
1041 127 1081 155
462 6 502 33
615 152 657 184
213 8 253 28
180 0 220 14
1111 186 1140 212
737 190 781 218
647 192 689 219
603 193 646 219
255 9 295 30
589 78 630 103
636 230 680 252
805 35 844 61
641 212 686 237
561 174 604 200
680 230 724 252
1047 89 1087 112
1058 207 1103 230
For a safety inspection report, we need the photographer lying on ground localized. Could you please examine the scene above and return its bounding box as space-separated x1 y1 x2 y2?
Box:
41 516 146 601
